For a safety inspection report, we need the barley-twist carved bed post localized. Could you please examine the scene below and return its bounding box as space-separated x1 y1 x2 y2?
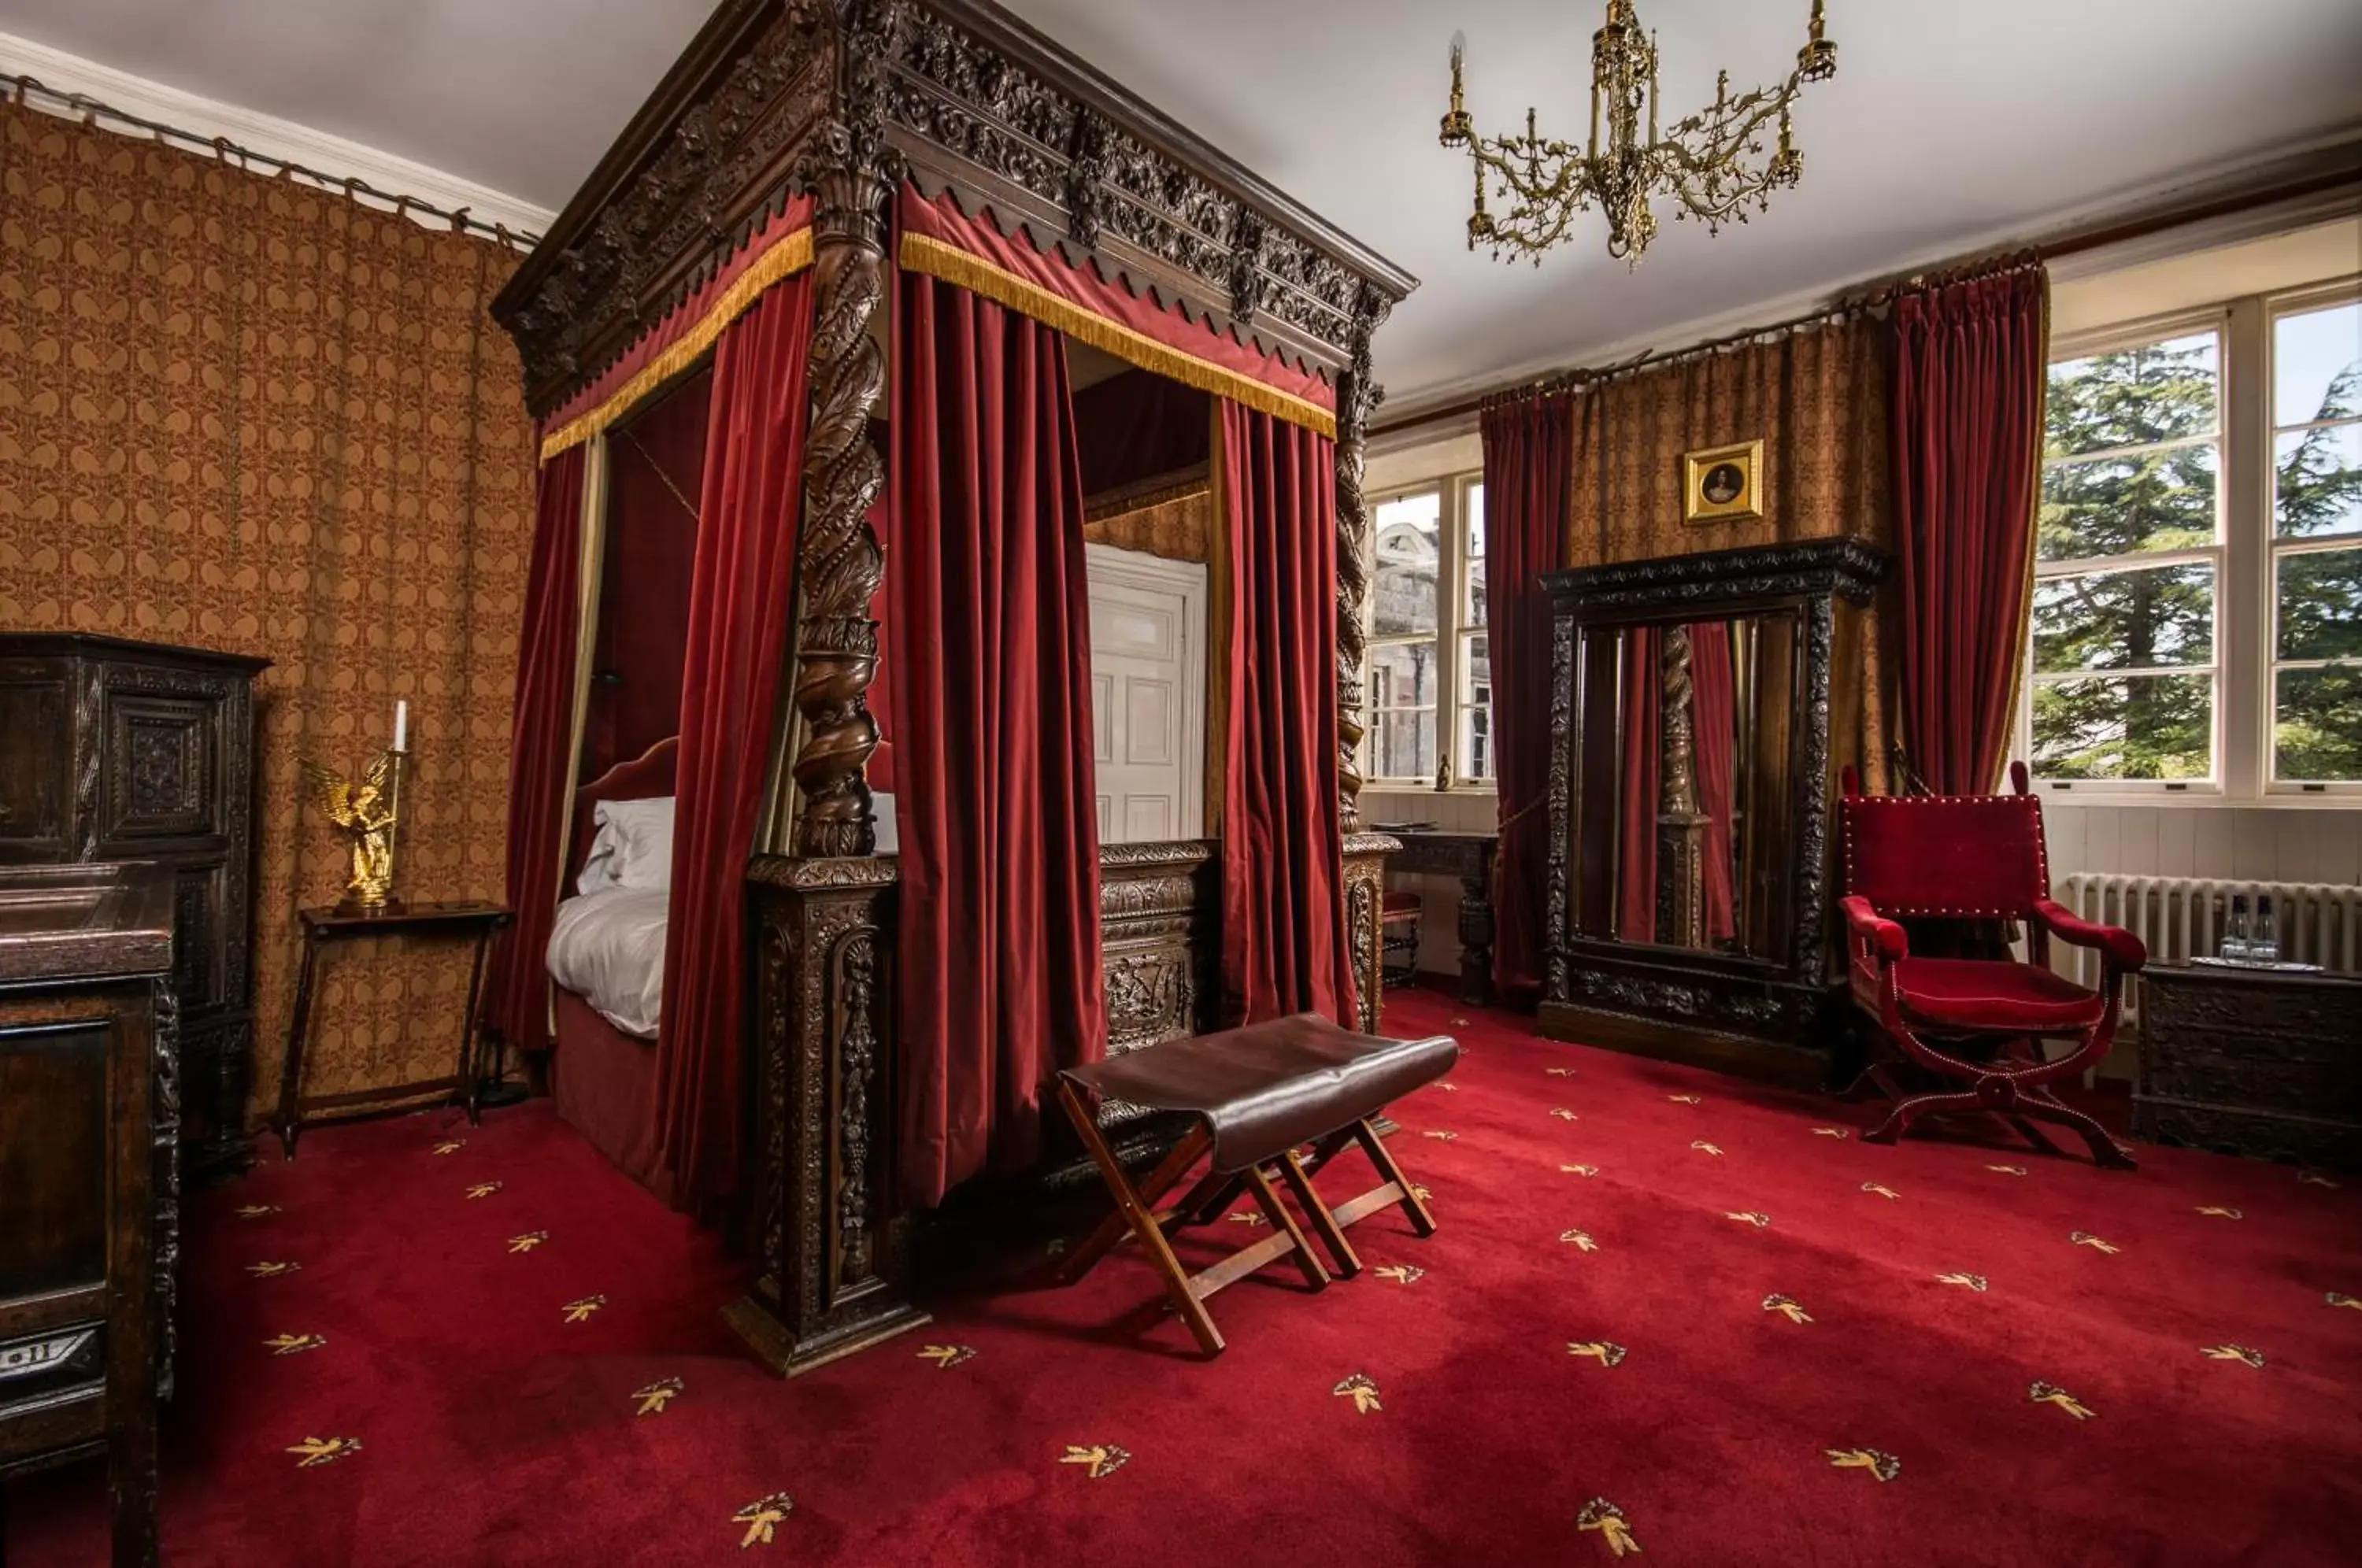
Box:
789 0 903 860
1335 284 1390 833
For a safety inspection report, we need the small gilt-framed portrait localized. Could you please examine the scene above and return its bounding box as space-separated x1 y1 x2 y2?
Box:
1683 439 1764 523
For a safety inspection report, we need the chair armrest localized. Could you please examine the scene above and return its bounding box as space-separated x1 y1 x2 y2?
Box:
1840 896 1908 962
2031 897 2146 972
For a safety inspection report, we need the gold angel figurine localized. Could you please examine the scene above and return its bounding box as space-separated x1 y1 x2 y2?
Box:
301 749 403 910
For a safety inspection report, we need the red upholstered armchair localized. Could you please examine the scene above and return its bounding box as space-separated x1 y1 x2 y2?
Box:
1838 763 2142 1169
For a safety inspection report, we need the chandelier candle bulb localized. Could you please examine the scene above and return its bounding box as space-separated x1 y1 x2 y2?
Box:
393 699 407 752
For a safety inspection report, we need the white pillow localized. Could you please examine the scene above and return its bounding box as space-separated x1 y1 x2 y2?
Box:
577 796 676 894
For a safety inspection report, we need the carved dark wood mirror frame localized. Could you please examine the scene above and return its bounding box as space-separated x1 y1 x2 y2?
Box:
1538 538 1886 1089
490 0 1416 1378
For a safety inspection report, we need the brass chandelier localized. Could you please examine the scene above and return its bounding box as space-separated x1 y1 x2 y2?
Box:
1442 1 1838 264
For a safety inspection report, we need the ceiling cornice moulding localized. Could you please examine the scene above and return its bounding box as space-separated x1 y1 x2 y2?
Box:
0 28 557 239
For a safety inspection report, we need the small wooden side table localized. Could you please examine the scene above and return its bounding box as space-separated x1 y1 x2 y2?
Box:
2134 962 2362 1170
272 900 513 1159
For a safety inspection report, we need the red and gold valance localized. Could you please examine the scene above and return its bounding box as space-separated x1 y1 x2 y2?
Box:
897 185 1336 438
539 196 817 463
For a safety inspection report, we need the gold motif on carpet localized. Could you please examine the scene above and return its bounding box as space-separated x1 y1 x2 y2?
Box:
1566 1341 1627 1367
2199 1344 2265 1368
2028 1381 2095 1419
1826 1447 1901 1481
1577 1497 1642 1558
1762 1294 1812 1324
733 1492 794 1548
1061 1444 1131 1478
917 1344 977 1368
287 1437 360 1469
1333 1372 1384 1413
633 1378 684 1416
1934 1273 1989 1292
562 1295 606 1323
508 1232 548 1253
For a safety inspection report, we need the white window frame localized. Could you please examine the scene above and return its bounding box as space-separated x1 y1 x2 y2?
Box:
2021 307 2229 797
1364 471 1494 792
2021 273 2362 802
2264 280 2362 799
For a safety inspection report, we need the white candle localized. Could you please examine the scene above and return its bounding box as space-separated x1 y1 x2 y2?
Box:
393 700 408 752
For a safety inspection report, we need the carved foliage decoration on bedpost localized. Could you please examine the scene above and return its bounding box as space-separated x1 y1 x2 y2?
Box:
791 0 906 860
1335 283 1390 833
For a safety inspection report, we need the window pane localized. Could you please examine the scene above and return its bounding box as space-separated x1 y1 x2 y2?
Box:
2031 675 2212 780
1369 708 1438 781
2045 331 2217 460
2276 546 2362 662
2274 422 2362 539
2273 301 2362 431
1464 557 1488 627
1466 483 1486 559
2039 442 2217 560
1372 492 1441 636
2275 666 2362 782
1367 639 1442 711
2031 562 2214 674
1460 632 1492 781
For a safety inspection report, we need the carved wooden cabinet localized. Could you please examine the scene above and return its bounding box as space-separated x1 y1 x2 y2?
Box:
1538 539 1885 1087
0 864 178 1567
0 634 270 1180
2134 963 2362 1169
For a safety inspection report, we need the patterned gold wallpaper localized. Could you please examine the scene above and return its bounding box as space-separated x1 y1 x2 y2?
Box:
0 102 537 1114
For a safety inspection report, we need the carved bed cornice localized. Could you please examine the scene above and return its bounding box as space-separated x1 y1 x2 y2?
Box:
1545 536 1887 619
491 0 1417 421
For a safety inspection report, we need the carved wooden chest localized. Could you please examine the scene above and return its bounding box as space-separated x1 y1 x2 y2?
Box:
2134 963 2362 1170
0 634 270 1180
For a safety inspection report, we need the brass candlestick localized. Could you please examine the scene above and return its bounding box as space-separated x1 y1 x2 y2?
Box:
301 747 408 912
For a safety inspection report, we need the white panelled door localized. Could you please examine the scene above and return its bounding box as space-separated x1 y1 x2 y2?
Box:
1085 543 1206 845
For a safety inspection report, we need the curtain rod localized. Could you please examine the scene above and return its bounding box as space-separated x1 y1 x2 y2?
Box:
1383 157 2362 435
2 72 540 251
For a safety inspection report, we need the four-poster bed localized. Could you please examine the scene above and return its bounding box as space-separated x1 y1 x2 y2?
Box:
487 0 1418 1374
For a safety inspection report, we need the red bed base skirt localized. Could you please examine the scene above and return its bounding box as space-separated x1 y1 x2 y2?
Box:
551 986 669 1201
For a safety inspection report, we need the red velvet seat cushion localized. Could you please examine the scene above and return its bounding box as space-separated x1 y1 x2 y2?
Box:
1886 956 2105 1033
1382 889 1422 919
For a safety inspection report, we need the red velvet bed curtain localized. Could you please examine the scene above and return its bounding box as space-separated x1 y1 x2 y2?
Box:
1690 622 1737 945
1479 391 1573 994
1892 266 2049 796
652 272 815 1211
1220 400 1354 1026
1616 627 1660 944
486 445 587 1055
889 272 1105 1208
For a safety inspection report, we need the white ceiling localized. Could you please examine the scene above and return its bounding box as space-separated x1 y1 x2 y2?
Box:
4 0 2357 412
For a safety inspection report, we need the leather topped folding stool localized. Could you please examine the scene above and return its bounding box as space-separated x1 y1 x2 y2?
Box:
1053 1012 1458 1356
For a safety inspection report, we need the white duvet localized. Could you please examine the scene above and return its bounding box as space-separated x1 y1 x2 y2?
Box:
546 887 668 1040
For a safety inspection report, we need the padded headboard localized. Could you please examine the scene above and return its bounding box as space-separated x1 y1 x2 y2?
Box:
568 735 678 888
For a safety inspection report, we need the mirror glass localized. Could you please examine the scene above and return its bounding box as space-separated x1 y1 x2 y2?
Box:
1585 615 1797 956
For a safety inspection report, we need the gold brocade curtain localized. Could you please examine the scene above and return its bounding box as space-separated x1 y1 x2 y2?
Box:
1564 317 1896 790
0 101 537 1112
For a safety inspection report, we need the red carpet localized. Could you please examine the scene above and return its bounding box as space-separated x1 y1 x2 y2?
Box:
12 987 2360 1565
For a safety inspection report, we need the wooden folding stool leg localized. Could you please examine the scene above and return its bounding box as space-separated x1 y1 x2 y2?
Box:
1284 1115 1440 1276
1055 1079 1225 1356
1279 1148 1362 1277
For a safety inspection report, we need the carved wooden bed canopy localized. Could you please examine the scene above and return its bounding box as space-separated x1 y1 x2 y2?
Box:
494 0 1416 844
490 0 1417 1375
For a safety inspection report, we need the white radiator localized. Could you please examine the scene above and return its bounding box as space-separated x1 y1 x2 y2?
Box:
2050 875 2362 1012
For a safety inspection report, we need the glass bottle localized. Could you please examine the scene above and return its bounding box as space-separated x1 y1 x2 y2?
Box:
2250 895 2279 964
2222 894 2250 963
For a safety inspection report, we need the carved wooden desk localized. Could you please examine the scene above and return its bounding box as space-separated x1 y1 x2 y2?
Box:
1378 830 1497 1005
272 900 512 1158
2134 963 2362 1170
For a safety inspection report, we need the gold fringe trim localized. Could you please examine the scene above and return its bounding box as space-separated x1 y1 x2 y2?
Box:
899 231 1335 440
539 226 816 464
